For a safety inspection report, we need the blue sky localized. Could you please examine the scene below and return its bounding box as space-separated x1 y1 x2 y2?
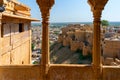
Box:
19 0 120 22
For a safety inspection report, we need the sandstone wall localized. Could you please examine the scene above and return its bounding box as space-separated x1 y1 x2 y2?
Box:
0 65 119 80
103 40 120 59
61 27 69 35
48 65 94 80
48 65 120 80
103 66 120 80
83 45 92 56
0 20 31 65
70 41 81 51
57 34 63 43
75 30 86 41
0 65 42 80
67 31 74 38
85 31 93 46
63 36 71 46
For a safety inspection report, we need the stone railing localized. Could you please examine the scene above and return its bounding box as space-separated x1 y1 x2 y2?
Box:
0 65 42 80
48 64 94 80
48 64 120 80
103 66 120 80
0 64 120 80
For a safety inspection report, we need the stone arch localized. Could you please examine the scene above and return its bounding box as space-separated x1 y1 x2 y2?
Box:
36 0 109 79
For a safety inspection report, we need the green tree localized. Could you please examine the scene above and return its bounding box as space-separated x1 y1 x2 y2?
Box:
101 20 109 26
32 43 35 51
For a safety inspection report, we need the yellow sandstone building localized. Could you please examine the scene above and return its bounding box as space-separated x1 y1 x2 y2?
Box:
0 0 120 80
0 0 38 65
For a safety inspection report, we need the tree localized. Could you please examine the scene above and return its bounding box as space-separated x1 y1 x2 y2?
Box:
101 20 109 26
32 43 35 51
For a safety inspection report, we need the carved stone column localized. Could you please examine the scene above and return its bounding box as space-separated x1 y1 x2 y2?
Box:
36 0 54 80
41 9 50 78
29 22 32 64
93 10 102 80
88 0 108 79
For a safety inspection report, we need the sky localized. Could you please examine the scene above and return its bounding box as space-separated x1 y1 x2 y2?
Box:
19 0 120 22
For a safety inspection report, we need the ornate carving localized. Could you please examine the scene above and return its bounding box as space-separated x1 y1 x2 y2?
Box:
88 0 108 11
36 0 54 9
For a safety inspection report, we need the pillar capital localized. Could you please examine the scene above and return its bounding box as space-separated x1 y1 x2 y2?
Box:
93 10 102 23
36 0 55 27
88 0 108 11
36 0 54 13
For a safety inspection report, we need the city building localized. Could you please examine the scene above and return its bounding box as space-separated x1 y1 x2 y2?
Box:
58 24 93 55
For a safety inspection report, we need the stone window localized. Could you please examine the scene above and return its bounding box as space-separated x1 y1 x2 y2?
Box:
1 23 10 37
19 23 24 32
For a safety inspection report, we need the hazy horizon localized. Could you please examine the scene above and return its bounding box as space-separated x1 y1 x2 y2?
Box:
32 21 120 23
32 21 120 27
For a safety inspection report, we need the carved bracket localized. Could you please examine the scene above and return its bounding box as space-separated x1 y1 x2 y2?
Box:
36 0 55 25
88 0 108 11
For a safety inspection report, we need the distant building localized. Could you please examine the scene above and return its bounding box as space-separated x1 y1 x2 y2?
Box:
58 24 93 55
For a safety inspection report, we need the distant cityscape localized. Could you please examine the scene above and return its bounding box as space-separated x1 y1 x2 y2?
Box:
32 22 120 27
31 22 120 65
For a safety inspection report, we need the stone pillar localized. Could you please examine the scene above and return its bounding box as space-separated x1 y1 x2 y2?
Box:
0 13 2 55
41 9 50 72
0 13 2 65
29 22 32 64
36 0 54 79
88 0 108 79
92 10 102 80
40 7 51 80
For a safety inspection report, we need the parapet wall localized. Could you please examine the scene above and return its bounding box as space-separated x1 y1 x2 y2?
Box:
48 65 94 80
48 65 120 80
0 65 42 80
103 66 120 80
0 65 119 80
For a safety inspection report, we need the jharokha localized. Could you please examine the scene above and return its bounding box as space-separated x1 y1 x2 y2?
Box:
0 0 120 80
